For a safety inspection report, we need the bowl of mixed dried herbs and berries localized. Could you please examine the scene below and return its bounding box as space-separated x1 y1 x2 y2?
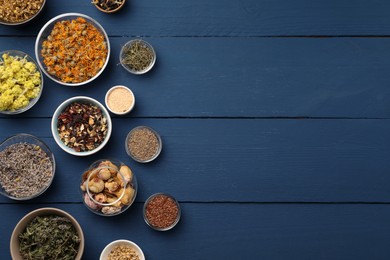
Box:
35 13 110 86
51 96 112 156
10 208 84 260
0 133 55 200
0 0 46 26
92 0 126 13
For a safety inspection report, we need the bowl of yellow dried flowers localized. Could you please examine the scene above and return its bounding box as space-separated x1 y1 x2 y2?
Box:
0 50 43 114
35 13 110 86
0 0 46 26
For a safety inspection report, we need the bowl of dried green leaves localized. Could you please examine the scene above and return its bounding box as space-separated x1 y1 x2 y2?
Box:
120 39 156 75
10 207 84 259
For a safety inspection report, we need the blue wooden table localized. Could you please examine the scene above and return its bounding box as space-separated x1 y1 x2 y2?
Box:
1 1 390 259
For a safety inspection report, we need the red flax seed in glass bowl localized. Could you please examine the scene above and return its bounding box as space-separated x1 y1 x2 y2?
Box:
143 193 181 231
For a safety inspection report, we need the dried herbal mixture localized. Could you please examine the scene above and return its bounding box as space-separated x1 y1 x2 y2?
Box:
127 127 160 162
57 102 108 152
92 0 125 12
0 0 44 23
121 40 154 72
0 143 53 198
108 245 140 260
145 194 179 229
41 17 108 83
19 215 80 259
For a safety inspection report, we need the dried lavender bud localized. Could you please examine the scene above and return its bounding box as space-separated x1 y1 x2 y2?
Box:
0 143 53 198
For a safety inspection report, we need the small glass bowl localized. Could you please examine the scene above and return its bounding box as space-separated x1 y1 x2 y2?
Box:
93 0 126 13
80 159 137 216
143 193 181 231
0 0 46 26
119 39 156 75
35 13 110 86
0 50 44 115
125 126 162 163
0 133 55 200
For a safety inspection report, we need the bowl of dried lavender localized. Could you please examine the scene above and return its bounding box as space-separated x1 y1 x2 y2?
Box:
51 96 112 156
0 133 55 200
35 13 110 86
0 0 46 26
10 207 84 259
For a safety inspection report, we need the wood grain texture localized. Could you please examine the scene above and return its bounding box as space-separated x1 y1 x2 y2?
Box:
1 203 390 260
1 37 390 118
0 118 389 203
1 0 390 36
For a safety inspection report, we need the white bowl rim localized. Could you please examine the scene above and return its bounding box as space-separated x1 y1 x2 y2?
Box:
35 13 111 86
51 96 112 156
100 239 145 260
104 85 135 115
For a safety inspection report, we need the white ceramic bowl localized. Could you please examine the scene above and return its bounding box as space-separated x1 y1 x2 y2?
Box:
35 13 110 86
10 207 84 260
51 96 112 156
100 239 145 260
105 85 135 115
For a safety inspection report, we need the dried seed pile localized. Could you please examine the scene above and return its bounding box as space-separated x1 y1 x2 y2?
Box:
127 127 159 161
0 143 53 198
41 17 108 83
0 0 44 23
108 245 140 260
145 194 179 229
57 102 108 152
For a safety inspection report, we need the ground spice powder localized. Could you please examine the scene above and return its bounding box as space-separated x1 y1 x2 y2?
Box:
145 194 179 229
107 87 134 113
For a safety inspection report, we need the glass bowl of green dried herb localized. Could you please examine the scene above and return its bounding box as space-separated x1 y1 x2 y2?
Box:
0 0 46 26
120 39 156 75
35 13 110 86
0 133 55 200
10 207 84 260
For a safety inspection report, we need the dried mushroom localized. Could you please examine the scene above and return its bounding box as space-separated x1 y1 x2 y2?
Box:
81 160 136 215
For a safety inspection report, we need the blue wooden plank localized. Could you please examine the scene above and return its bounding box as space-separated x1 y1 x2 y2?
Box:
1 0 390 36
1 203 390 260
1 37 390 118
0 118 390 203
